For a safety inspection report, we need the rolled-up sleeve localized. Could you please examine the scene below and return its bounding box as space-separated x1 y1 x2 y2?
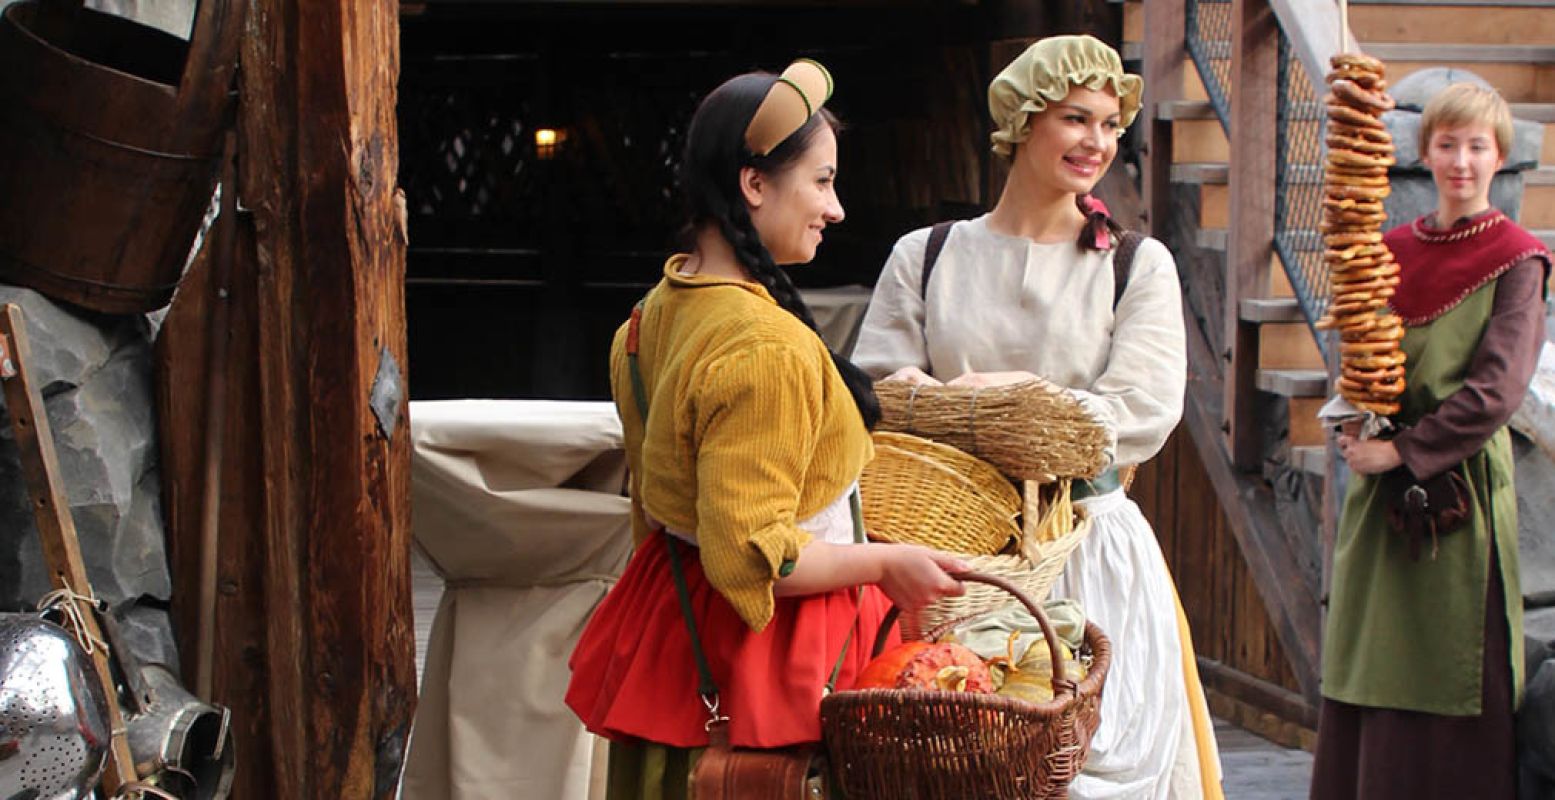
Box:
690 344 820 631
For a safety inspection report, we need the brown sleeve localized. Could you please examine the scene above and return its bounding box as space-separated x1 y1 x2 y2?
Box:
1393 256 1549 480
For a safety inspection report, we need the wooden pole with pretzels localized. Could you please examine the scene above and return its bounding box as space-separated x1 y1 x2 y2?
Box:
0 304 138 793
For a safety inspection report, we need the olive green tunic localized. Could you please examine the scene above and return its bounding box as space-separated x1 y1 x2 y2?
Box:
1321 280 1524 716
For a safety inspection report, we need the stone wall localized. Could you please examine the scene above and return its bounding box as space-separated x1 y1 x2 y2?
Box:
0 287 176 670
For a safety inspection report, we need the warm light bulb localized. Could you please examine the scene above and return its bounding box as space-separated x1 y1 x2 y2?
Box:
534 128 559 147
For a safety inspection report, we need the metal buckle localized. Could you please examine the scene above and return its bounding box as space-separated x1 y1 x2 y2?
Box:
1405 483 1429 511
701 692 729 731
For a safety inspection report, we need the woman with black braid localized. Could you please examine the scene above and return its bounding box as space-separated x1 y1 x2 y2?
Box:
565 61 967 799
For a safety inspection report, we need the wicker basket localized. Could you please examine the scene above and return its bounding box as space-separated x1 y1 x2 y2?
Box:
902 505 1092 640
859 432 1021 556
875 380 1110 480
821 572 1111 800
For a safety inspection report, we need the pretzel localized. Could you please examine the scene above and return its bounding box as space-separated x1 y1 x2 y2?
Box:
1331 79 1396 113
1344 365 1406 383
1326 243 1389 262
1331 266 1397 286
1326 68 1386 90
1347 351 1407 370
1361 324 1405 342
1330 297 1389 316
1327 122 1393 144
1330 259 1397 278
1324 212 1389 228
1324 230 1383 247
1330 52 1385 74
1367 379 1406 399
1326 101 1386 130
1328 148 1396 169
1328 165 1391 180
1326 183 1391 201
1326 135 1395 156
1333 284 1396 302
1323 196 1385 213
1327 171 1389 187
1343 339 1402 355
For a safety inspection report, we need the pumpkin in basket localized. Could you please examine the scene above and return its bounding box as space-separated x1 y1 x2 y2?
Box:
853 641 994 693
991 635 1088 705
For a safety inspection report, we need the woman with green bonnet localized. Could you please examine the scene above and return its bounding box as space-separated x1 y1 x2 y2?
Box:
854 34 1223 799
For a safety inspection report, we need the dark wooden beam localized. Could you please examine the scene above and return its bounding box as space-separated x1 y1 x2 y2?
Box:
1141 0 1186 238
1224 0 1279 472
1198 657 1320 730
157 0 416 796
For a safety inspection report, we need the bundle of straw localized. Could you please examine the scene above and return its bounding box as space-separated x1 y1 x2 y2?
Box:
874 380 1109 480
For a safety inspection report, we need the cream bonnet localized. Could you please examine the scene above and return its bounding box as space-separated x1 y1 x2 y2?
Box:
988 35 1143 157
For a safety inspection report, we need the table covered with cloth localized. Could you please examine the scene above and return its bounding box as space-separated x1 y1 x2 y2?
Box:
401 400 632 800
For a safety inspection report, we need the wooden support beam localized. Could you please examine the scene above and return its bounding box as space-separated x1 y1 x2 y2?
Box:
1197 657 1320 731
157 1 416 796
1142 0 1186 237
1224 0 1279 472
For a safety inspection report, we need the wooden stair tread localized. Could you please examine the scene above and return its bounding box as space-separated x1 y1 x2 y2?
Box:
1291 445 1327 477
1171 162 1229 185
1513 103 1555 123
1240 297 1305 323
1157 100 1218 121
1257 368 1329 398
1365 43 1555 63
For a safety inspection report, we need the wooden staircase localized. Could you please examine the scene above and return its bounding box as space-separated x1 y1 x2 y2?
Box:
1119 0 1555 745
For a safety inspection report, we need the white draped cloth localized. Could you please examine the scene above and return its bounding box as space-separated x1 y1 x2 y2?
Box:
853 215 1216 799
401 400 632 800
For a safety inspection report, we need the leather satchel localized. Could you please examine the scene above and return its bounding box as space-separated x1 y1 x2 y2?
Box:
690 719 827 800
1387 468 1472 561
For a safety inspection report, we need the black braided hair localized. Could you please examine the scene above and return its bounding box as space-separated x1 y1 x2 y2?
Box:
679 72 881 429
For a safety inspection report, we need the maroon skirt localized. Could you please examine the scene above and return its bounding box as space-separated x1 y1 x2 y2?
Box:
1310 542 1516 799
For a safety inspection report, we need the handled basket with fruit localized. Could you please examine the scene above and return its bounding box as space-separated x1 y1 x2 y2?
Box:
820 571 1111 800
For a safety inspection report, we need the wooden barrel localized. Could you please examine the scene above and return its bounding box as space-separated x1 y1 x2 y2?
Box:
0 1 242 314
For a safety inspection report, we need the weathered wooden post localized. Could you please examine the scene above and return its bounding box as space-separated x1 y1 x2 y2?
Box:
157 0 416 796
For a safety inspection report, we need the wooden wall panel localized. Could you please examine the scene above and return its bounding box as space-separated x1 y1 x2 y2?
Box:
1135 429 1303 695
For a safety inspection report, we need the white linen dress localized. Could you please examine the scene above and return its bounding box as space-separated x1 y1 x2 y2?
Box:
852 214 1217 800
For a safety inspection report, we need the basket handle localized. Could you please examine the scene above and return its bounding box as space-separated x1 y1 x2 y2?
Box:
868 570 1078 700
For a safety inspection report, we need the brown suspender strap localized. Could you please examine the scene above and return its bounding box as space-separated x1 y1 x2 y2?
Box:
1112 230 1145 309
920 220 956 298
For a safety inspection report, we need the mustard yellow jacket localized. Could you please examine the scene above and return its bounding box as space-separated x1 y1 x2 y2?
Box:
610 256 872 631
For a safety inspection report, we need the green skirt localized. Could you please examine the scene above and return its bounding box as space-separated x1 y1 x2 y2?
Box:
606 740 702 800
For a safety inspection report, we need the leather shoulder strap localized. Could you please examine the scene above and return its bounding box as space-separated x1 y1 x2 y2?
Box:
1112 230 1145 310
921 221 956 299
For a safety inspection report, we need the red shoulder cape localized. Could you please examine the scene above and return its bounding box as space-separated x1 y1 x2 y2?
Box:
1384 210 1550 325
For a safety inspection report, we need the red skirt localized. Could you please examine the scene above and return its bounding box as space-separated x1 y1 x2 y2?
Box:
566 530 899 749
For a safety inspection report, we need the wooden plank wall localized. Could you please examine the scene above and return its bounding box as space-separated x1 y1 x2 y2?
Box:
1133 430 1316 747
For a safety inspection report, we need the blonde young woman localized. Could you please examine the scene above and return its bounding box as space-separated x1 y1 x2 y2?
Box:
1312 83 1551 800
853 36 1222 799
